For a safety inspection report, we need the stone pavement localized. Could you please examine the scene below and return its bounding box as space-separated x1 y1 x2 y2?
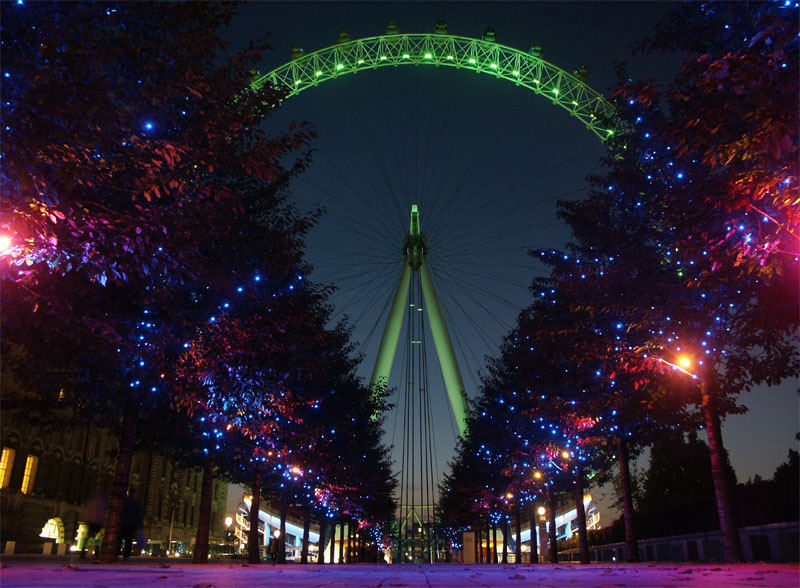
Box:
0 561 798 587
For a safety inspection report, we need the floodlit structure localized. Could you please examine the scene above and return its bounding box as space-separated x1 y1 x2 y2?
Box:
253 23 619 562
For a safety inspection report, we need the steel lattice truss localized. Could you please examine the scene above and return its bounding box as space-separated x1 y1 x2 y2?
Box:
252 33 621 140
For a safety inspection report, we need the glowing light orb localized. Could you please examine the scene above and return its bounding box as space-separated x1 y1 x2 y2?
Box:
678 356 692 369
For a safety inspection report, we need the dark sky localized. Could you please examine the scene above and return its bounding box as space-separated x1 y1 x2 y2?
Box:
223 1 798 518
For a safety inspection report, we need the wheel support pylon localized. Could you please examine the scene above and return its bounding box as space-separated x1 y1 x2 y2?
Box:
370 204 469 436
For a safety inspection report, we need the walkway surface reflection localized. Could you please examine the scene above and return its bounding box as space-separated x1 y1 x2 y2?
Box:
1 561 798 587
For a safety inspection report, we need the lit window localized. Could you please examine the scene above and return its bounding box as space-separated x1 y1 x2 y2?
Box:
0 448 15 489
21 455 38 494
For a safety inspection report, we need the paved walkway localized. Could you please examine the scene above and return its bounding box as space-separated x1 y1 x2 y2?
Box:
1 561 799 587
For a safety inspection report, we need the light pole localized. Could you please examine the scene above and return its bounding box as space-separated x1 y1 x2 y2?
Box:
536 506 547 562
224 516 233 552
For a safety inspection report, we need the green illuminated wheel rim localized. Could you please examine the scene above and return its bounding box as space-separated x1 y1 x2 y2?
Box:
253 32 620 140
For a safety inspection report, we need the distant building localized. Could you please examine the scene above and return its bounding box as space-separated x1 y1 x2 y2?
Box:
233 495 320 561
0 422 226 555
514 494 600 560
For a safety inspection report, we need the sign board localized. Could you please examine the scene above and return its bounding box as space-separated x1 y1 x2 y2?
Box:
462 531 476 563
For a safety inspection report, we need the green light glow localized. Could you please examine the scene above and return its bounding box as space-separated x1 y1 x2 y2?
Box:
256 32 621 141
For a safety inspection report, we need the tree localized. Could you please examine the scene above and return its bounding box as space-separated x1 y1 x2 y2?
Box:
636 432 737 538
636 2 798 285
595 3 800 561
0 1 315 564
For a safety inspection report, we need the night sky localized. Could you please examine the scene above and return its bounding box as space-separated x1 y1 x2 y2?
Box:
223 1 798 519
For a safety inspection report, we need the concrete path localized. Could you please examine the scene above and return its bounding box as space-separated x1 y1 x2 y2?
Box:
1 562 798 587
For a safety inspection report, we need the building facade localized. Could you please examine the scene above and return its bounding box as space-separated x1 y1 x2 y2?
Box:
0 421 227 555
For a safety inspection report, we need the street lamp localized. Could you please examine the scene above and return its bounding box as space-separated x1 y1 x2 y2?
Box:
224 517 234 549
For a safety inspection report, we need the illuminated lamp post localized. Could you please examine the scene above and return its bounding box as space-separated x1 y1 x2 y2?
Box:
528 471 543 563
224 516 233 550
536 506 547 562
675 353 743 563
533 466 559 563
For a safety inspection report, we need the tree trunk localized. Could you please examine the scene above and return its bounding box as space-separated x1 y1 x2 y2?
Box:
278 491 288 563
545 484 557 563
345 520 350 563
473 522 479 564
616 436 639 563
349 520 354 563
501 517 508 563
482 521 487 563
491 523 497 563
476 521 482 563
98 408 138 564
301 503 311 563
574 462 589 564
529 503 538 563
192 451 215 564
515 508 521 564
702 381 744 562
247 468 261 564
337 519 345 564
318 518 327 564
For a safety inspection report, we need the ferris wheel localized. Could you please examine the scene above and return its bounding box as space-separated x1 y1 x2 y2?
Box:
255 21 616 560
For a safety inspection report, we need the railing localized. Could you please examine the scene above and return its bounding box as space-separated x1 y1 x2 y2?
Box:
558 522 799 563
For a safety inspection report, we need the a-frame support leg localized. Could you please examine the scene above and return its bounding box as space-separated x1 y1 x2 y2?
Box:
370 261 412 397
419 259 469 436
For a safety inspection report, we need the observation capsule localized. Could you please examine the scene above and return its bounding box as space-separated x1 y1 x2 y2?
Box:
433 20 448 35
529 43 543 58
386 20 399 35
290 44 304 60
337 29 351 44
574 64 588 82
482 27 496 42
